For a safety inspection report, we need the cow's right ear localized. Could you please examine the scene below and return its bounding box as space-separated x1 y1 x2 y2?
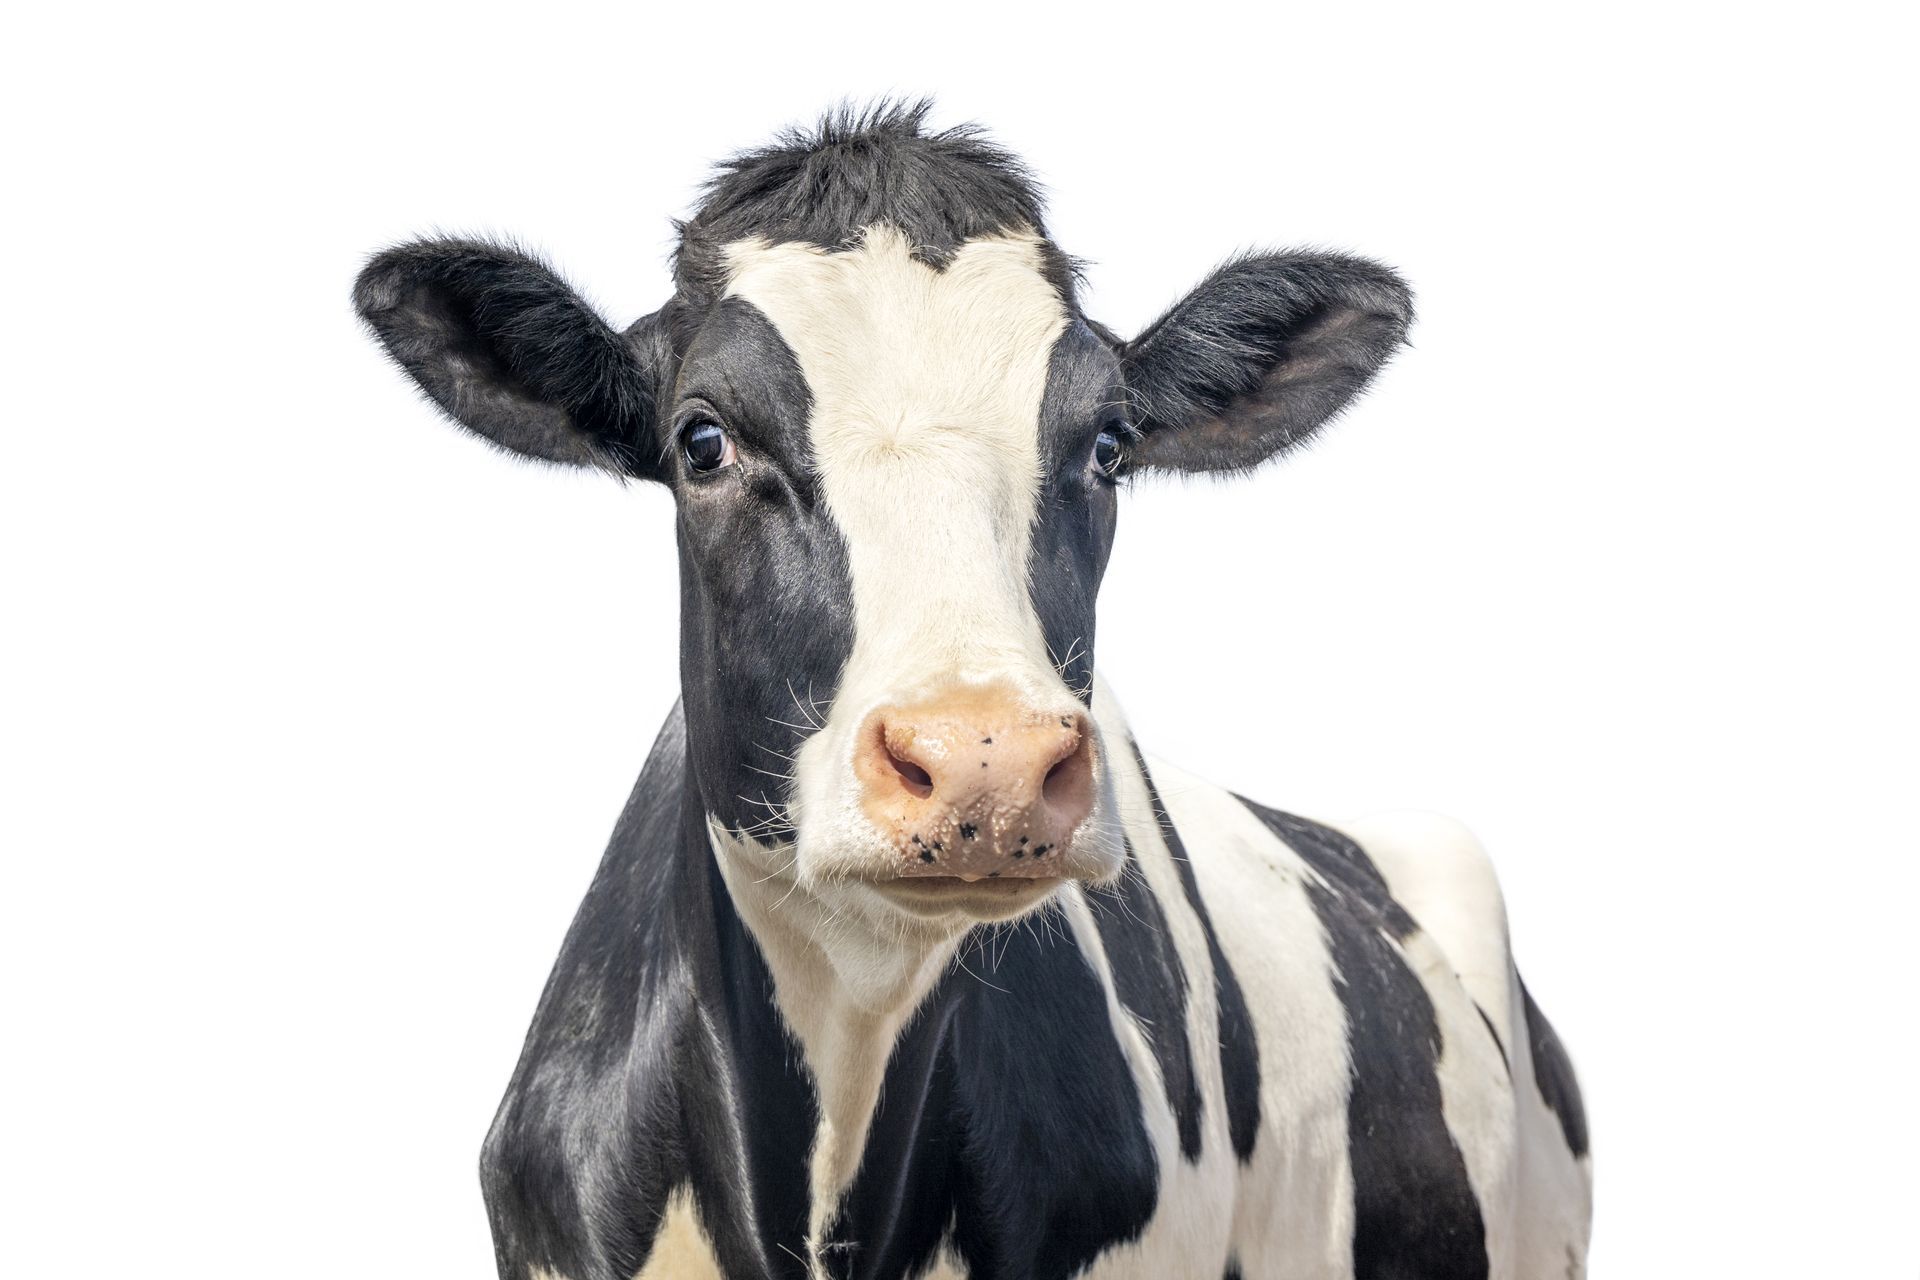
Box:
353 238 667 479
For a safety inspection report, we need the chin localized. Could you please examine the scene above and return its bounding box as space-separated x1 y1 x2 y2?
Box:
860 873 1069 924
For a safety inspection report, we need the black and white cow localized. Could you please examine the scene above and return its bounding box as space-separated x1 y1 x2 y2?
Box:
355 104 1591 1280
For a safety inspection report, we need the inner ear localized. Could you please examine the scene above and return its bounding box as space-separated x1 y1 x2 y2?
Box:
1120 252 1414 475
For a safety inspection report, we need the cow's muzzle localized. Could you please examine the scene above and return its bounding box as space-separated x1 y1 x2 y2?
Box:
851 682 1098 883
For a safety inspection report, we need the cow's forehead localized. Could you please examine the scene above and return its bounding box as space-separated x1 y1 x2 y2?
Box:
719 224 1074 708
719 225 1070 462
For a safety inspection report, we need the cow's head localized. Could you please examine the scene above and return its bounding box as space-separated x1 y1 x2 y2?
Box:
355 105 1410 933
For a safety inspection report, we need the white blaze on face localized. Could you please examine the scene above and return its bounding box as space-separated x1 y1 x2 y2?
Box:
722 225 1083 877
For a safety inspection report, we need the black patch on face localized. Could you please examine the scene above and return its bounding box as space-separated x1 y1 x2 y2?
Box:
1238 799 1490 1279
1089 836 1204 1160
1027 321 1126 706
669 299 854 836
481 707 819 1280
826 919 1160 1279
675 100 1076 305
1135 745 1264 1164
1521 978 1589 1159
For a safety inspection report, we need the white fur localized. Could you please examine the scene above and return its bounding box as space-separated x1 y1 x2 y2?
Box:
720 227 1118 886
632 1185 725 1279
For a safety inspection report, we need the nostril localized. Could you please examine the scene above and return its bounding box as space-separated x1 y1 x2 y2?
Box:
886 743 934 799
1041 733 1094 809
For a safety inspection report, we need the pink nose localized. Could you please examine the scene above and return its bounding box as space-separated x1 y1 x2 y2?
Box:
853 685 1097 880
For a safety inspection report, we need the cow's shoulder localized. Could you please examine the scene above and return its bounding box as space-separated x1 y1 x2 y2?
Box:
481 961 703 1280
1327 811 1518 1047
483 704 820 1278
1333 812 1510 949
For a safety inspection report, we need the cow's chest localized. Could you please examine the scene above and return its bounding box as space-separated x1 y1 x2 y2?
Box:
809 920 1174 1280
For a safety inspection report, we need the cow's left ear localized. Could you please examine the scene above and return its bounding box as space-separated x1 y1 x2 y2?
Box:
1120 252 1413 475
353 238 667 479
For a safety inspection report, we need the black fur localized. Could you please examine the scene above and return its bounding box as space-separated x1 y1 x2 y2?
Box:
1123 252 1413 474
353 239 664 476
1027 318 1126 706
478 709 819 1280
675 99 1070 303
1090 836 1205 1159
667 299 854 836
827 922 1162 1279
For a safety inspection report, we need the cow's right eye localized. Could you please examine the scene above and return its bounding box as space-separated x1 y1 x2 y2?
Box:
682 418 737 474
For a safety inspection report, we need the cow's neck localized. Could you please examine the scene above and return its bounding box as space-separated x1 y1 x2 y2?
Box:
706 819 967 1250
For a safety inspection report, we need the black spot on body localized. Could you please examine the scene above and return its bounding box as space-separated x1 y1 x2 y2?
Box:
1522 979 1589 1158
1135 746 1262 1164
1239 798 1490 1279
1089 835 1205 1161
827 911 1158 1277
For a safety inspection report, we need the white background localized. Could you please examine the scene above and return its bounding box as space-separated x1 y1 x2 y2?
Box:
5 3 1914 1275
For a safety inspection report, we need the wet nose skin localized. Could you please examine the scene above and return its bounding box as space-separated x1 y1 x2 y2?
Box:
854 687 1097 880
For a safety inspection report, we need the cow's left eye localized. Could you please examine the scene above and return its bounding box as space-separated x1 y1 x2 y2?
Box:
1092 427 1129 478
682 418 737 474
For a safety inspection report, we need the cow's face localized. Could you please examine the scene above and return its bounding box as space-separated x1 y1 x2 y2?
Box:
355 116 1410 932
673 226 1122 920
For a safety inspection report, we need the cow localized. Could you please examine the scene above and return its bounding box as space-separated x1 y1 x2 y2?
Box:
353 103 1591 1280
